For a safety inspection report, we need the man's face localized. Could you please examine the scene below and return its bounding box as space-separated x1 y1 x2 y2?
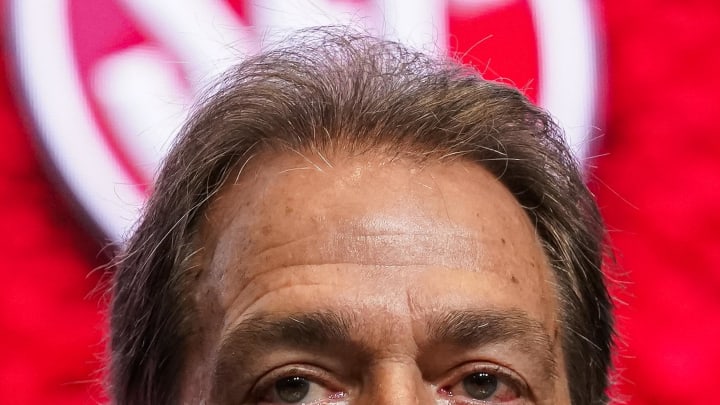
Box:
190 151 570 404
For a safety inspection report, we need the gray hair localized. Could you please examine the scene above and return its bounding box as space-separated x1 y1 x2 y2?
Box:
110 27 612 404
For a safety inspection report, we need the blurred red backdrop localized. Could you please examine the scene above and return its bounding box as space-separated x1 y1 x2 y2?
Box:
1 1 719 404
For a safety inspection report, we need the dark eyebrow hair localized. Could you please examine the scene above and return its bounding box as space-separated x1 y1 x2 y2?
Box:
220 311 357 355
427 309 558 379
210 311 360 401
211 311 360 378
210 308 557 399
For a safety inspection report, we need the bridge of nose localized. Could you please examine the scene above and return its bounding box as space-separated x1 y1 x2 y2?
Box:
354 357 438 405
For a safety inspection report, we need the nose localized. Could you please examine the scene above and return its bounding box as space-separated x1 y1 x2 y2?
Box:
355 362 436 405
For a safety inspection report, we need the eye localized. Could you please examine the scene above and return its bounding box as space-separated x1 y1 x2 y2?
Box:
463 372 501 399
253 370 346 404
440 366 526 404
271 376 313 403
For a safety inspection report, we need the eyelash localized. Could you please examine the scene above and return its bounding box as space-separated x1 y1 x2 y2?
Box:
247 362 530 403
438 362 530 402
248 364 340 402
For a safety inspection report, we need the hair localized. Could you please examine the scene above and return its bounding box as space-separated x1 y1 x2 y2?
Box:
110 27 613 404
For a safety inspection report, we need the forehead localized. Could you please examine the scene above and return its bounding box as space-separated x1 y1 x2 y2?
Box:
200 151 556 321
189 151 567 402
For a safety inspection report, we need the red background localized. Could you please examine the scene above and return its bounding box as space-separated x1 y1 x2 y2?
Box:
1 1 720 403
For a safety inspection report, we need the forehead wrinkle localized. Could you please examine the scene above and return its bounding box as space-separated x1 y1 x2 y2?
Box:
239 230 489 272
205 152 549 282
219 210 512 281
201 151 562 382
212 218 537 317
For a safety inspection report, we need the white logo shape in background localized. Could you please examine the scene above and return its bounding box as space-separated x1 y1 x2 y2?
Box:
11 0 598 243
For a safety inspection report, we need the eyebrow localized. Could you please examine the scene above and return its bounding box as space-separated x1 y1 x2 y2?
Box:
427 309 558 378
211 309 557 391
212 311 361 382
219 311 358 359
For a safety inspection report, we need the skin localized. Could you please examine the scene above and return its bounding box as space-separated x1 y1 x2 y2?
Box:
185 150 571 404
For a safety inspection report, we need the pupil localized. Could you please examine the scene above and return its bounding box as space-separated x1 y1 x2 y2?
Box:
275 376 310 403
462 372 498 400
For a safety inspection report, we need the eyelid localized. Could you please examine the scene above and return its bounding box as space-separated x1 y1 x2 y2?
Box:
248 364 344 402
437 361 532 401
